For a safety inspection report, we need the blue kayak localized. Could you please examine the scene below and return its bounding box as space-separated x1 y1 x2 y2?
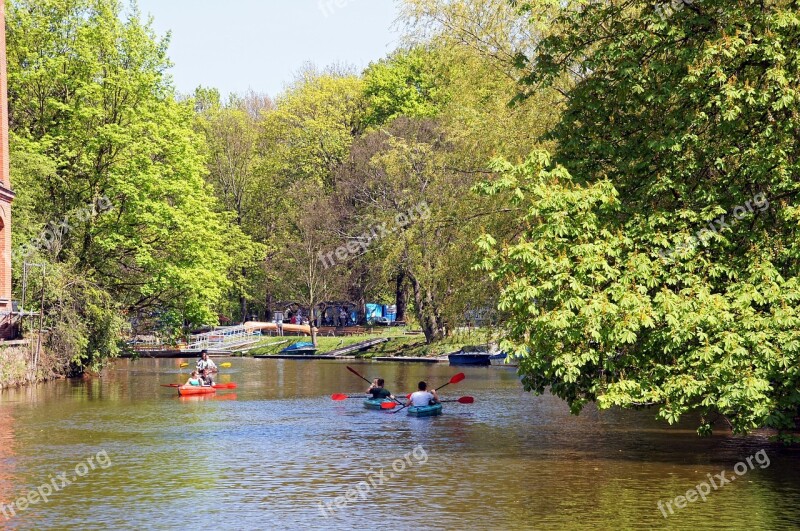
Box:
407 403 443 417
363 398 395 410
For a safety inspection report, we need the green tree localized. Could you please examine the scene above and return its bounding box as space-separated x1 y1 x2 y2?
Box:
480 0 800 436
8 0 246 366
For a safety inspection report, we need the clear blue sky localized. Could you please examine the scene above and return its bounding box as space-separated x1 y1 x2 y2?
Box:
135 0 401 99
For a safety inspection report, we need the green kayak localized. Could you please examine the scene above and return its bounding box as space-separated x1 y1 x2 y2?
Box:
407 402 443 417
363 398 395 410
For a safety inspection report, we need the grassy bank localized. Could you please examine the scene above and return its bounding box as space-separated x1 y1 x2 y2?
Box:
244 328 496 358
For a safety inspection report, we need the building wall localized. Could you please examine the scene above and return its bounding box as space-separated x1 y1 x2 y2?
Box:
0 3 17 338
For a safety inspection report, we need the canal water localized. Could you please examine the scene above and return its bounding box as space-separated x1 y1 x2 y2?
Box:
0 358 798 530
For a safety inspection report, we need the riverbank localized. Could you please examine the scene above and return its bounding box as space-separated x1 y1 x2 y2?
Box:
0 337 71 389
244 329 496 359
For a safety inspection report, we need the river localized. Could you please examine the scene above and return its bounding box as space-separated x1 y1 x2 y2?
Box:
0 358 797 530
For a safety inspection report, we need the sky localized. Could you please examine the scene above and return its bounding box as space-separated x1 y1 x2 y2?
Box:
135 0 401 99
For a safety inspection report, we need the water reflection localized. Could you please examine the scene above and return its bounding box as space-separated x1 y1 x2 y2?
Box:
0 358 797 530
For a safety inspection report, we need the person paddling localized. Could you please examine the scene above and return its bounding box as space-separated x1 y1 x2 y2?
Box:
407 381 439 407
196 350 218 374
199 368 214 387
366 378 394 400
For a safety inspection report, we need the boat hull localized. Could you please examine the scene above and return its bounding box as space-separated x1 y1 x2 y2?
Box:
178 385 216 396
448 353 490 366
363 398 395 410
407 403 443 417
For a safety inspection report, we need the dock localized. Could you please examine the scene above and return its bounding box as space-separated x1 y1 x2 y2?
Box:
373 356 447 363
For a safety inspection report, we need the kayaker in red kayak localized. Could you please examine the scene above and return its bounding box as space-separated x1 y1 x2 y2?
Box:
196 350 218 374
367 378 394 400
199 368 214 386
407 381 439 407
186 371 203 387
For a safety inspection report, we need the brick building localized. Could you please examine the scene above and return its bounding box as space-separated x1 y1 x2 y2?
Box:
0 3 17 339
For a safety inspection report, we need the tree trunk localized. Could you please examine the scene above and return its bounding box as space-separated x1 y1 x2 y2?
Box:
238 267 248 322
264 291 273 321
395 270 408 322
310 305 318 347
409 272 439 344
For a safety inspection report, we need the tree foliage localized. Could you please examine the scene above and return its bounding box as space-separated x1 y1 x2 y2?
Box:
7 0 246 366
478 0 800 435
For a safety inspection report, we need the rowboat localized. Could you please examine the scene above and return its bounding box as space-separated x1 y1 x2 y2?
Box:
363 398 395 410
178 385 216 396
407 403 443 417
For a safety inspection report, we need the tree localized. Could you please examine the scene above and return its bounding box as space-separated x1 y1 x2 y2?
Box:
479 0 800 436
7 0 247 366
195 89 271 321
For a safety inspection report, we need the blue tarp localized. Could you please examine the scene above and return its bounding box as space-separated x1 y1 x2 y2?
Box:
365 303 397 323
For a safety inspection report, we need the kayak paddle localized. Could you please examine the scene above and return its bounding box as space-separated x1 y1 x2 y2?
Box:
179 362 189 368
391 373 466 414
346 365 372 385
441 396 474 404
161 384 181 388
331 393 369 400
219 362 232 368
434 372 465 392
212 383 237 389
386 396 473 409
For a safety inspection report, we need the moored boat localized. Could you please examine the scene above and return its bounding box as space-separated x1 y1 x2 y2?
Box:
178 385 216 396
407 403 443 417
448 351 490 366
280 342 318 355
363 398 395 410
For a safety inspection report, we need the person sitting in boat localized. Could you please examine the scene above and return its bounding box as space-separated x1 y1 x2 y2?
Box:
196 351 218 374
186 371 202 387
408 381 439 407
199 368 214 387
366 378 394 400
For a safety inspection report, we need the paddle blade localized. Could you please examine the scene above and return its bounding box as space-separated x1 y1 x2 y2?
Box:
161 384 181 388
219 362 232 368
331 393 348 401
381 401 397 409
179 363 189 368
225 383 238 389
213 383 238 390
450 373 466 384
458 396 474 404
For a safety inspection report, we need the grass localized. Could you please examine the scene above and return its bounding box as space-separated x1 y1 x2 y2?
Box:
242 327 495 358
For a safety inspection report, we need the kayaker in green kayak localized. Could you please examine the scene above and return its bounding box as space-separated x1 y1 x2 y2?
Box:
408 381 439 407
366 378 394 400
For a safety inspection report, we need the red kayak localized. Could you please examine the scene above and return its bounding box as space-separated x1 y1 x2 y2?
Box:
177 385 216 396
